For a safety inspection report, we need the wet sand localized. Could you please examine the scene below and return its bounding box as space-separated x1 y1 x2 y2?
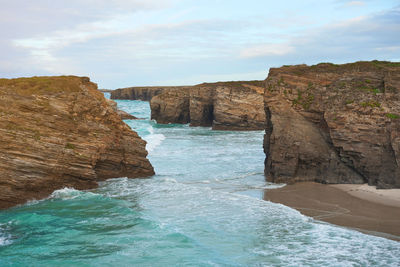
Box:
264 182 400 241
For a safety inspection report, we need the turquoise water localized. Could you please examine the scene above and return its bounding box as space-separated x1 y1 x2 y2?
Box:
0 96 399 266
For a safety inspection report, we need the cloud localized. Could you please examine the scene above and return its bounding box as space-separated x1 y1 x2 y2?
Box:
0 0 176 78
0 1 399 87
240 43 295 58
154 70 269 86
346 1 365 7
296 7 400 58
244 5 400 69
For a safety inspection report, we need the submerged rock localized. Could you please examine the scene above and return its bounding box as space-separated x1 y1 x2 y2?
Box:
263 61 400 188
150 81 266 130
0 76 154 209
105 99 139 120
117 110 139 120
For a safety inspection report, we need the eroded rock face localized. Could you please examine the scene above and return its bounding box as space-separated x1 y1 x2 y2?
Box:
150 89 191 124
150 81 266 130
263 61 400 188
110 86 191 101
0 76 154 209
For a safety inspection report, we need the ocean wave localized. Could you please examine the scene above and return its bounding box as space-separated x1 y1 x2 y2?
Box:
144 126 166 152
162 177 178 183
0 224 11 247
49 187 100 200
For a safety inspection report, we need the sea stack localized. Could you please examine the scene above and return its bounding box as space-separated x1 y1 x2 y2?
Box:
110 86 191 101
0 76 154 209
263 61 400 188
150 81 266 130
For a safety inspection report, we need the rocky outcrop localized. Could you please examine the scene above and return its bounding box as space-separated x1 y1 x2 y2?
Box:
0 76 154 209
263 61 400 188
110 86 191 101
150 81 266 130
99 89 113 93
150 89 191 124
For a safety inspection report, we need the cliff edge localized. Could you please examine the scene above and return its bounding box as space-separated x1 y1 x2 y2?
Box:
0 76 154 209
263 61 400 188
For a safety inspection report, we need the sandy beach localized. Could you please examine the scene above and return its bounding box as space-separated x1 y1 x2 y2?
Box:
264 182 400 241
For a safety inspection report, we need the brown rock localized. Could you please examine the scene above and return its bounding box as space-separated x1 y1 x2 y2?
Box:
110 86 191 101
0 76 154 209
150 81 266 130
263 61 400 188
212 83 265 130
98 89 113 93
150 89 191 124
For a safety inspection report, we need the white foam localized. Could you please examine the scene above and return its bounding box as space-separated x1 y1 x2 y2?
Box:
163 178 178 183
0 235 11 246
144 126 165 152
0 224 11 247
49 187 81 200
49 187 99 200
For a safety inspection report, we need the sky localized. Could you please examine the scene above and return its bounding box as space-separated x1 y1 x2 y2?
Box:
0 0 399 88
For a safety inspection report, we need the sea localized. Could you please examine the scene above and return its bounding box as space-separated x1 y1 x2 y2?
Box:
0 94 399 266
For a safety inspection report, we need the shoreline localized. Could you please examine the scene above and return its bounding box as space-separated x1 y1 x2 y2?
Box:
264 182 400 241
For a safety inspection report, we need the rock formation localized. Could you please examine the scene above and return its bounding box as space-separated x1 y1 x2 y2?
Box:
0 76 154 209
263 61 400 188
150 81 266 130
150 89 191 124
98 89 113 93
110 86 191 101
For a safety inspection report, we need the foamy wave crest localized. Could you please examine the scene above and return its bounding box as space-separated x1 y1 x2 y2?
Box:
49 187 82 200
145 126 165 152
0 224 11 247
0 236 11 247
163 178 178 183
49 187 100 200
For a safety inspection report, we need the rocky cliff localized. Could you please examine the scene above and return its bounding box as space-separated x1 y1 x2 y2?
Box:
110 86 191 101
0 76 154 209
150 81 266 130
263 61 400 188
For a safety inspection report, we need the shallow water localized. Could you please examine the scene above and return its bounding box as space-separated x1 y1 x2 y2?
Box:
1 97 399 266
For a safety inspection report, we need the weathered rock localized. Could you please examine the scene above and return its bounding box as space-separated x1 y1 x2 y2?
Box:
99 89 113 93
0 76 154 209
110 86 191 101
263 61 400 188
150 89 191 124
189 85 214 127
150 81 266 130
212 83 265 130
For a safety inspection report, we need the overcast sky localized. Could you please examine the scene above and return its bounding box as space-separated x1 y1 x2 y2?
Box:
0 0 399 88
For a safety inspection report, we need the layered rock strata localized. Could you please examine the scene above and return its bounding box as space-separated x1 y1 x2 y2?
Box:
0 76 154 209
263 61 400 188
110 86 191 101
150 81 266 130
